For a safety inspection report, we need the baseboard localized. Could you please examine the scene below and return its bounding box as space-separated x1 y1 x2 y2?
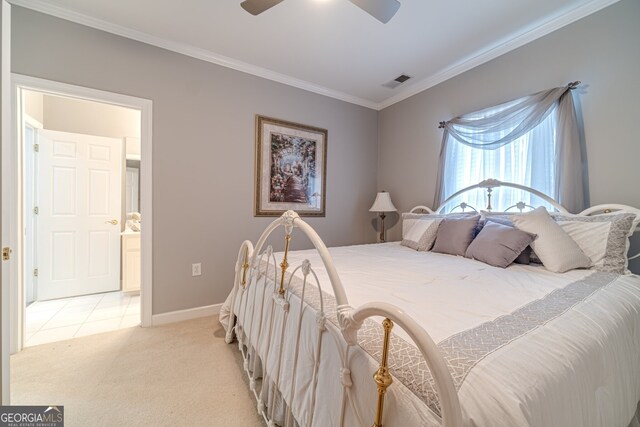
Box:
151 303 222 326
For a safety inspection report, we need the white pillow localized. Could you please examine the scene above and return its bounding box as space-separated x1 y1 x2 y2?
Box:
401 219 442 251
557 221 610 268
553 212 639 274
511 207 590 273
402 213 440 239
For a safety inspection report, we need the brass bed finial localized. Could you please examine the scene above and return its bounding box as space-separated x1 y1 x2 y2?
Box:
278 234 292 296
241 246 250 288
373 318 394 427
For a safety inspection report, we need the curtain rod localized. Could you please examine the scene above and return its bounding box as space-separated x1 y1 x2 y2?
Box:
438 81 581 128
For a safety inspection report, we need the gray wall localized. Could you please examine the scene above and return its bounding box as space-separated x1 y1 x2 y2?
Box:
11 7 379 314
378 0 640 271
11 0 640 314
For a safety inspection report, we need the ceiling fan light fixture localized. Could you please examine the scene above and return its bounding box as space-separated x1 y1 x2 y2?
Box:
241 0 401 23
348 0 401 24
240 0 285 16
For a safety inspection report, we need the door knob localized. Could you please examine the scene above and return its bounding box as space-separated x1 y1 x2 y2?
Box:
105 219 119 225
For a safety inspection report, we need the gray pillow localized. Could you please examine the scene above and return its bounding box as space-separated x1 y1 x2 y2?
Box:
432 215 480 256
514 245 532 265
465 221 536 268
483 214 540 264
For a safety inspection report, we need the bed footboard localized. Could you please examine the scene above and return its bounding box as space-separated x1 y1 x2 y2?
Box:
225 211 463 427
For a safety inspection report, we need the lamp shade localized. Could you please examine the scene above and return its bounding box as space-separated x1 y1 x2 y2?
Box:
369 191 397 213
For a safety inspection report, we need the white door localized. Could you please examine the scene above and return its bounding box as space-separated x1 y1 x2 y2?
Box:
36 130 123 300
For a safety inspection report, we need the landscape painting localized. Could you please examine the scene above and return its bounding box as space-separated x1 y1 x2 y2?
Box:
255 116 327 216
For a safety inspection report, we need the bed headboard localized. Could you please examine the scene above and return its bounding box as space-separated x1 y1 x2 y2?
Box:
425 179 567 214
408 179 640 261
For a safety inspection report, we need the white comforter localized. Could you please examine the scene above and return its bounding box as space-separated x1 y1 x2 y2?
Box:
223 242 640 427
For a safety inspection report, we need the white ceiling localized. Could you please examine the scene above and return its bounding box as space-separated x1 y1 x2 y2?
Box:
12 0 620 110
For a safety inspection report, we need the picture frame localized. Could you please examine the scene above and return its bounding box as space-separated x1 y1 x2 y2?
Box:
255 115 327 217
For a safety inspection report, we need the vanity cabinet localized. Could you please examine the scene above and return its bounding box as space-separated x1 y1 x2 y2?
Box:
121 231 141 293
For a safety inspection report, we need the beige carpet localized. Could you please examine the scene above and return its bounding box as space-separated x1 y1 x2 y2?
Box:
11 316 264 427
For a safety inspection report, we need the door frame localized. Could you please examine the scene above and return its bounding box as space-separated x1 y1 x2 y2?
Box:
21 114 42 342
7 74 153 356
1 0 12 405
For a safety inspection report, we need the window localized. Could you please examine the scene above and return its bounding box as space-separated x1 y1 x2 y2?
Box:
439 101 559 213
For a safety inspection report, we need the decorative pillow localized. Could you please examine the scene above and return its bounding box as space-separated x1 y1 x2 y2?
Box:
481 213 539 264
511 207 590 273
432 215 481 257
465 221 536 268
484 219 532 264
401 219 442 251
402 213 433 239
402 212 472 239
514 246 532 265
551 212 639 274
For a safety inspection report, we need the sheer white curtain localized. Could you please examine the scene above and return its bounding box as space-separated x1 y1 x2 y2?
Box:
434 83 587 213
441 106 557 212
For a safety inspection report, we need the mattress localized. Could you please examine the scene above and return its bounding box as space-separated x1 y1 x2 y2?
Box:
224 241 640 426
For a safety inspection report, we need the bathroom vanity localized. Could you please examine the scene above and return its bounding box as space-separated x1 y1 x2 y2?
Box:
121 230 141 293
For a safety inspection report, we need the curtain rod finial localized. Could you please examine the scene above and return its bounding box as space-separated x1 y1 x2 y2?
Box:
568 81 581 89
438 121 447 129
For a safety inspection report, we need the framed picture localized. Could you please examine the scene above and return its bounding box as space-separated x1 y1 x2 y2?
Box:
255 115 327 217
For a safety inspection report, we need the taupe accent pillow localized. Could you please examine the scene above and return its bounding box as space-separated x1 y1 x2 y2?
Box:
511 207 590 273
465 221 536 268
432 215 480 256
480 217 532 264
401 219 443 251
514 245 532 265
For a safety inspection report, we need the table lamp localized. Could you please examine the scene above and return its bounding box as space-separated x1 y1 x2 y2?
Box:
369 191 397 242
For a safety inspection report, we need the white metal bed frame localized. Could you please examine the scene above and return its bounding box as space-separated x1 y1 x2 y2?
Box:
224 179 640 427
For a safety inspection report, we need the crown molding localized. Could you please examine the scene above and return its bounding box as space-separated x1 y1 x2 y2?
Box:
10 0 621 111
8 0 379 110
377 0 622 110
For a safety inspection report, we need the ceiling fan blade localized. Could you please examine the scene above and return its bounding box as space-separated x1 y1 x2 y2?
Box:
348 0 400 23
240 0 285 16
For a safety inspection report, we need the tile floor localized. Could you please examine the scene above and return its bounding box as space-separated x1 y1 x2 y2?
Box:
25 292 140 347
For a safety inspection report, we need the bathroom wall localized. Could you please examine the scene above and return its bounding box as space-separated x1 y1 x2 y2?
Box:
23 89 43 124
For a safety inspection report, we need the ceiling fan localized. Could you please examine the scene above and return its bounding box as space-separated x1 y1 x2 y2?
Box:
240 0 401 24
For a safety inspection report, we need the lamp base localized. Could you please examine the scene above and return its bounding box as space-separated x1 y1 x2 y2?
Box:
379 213 387 243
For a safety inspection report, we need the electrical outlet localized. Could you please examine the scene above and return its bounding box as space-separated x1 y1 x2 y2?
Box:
192 263 202 277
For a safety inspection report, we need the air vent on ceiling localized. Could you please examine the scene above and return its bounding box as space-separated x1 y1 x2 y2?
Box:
382 74 412 89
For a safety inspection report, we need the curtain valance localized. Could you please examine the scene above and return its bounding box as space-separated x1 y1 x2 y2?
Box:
434 82 587 213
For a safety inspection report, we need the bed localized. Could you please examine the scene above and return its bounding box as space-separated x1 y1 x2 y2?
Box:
220 180 640 427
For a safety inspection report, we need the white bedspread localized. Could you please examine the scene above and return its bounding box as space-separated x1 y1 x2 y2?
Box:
224 242 640 426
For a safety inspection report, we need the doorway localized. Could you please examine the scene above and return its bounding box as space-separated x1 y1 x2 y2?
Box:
24 94 138 346
8 75 153 354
